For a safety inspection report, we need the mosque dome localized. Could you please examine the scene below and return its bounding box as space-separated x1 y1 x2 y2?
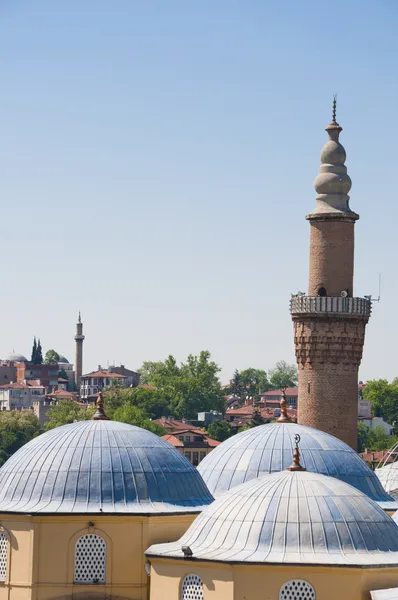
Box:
376 463 398 498
0 420 213 514
57 355 69 364
5 352 28 362
147 470 398 565
197 423 397 510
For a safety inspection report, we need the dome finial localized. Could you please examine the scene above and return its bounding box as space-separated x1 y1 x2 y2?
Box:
92 391 110 421
287 434 306 471
277 389 293 423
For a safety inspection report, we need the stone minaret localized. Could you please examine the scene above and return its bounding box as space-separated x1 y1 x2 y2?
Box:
290 100 371 449
74 312 85 390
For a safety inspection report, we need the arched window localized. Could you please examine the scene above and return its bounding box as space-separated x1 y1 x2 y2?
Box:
74 534 106 584
279 580 315 600
181 574 204 600
0 532 7 582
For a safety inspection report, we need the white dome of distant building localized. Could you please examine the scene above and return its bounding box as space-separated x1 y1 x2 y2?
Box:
5 352 28 362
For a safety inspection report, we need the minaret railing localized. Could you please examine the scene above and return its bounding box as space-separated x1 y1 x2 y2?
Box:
290 296 371 317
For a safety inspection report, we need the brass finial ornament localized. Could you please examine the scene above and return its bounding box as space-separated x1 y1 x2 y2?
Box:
277 389 293 423
92 391 110 421
287 434 306 472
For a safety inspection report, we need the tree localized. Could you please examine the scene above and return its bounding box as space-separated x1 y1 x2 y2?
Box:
0 412 40 466
138 351 225 419
31 337 37 363
112 404 165 435
269 360 298 389
58 368 69 380
44 349 60 365
240 368 270 395
36 339 43 364
357 422 397 453
207 420 234 442
103 386 169 420
45 401 95 431
230 369 243 397
357 421 373 453
362 379 398 426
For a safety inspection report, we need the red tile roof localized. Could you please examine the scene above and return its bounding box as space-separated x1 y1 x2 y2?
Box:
81 370 126 379
0 382 30 389
162 434 184 448
58 377 69 383
261 388 298 397
47 389 77 398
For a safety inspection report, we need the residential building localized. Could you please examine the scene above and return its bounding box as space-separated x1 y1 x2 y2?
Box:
162 429 220 466
108 365 140 387
16 363 59 391
80 369 126 400
0 382 45 411
358 415 394 436
260 387 298 408
153 416 194 433
197 411 223 427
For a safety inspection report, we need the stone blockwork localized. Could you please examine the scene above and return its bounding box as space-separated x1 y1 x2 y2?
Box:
308 218 355 297
293 315 368 449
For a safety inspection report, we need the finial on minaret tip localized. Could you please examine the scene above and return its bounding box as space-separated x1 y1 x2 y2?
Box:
277 389 293 423
287 434 306 472
92 391 110 421
78 311 81 324
332 94 337 123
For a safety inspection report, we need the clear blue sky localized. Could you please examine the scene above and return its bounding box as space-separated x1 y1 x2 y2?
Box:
0 0 397 382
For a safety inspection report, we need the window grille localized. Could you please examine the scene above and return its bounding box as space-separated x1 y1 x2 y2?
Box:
0 532 7 582
74 534 106 584
181 574 203 600
280 580 315 600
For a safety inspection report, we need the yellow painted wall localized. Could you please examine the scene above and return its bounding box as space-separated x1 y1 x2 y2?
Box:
148 557 398 600
0 512 197 600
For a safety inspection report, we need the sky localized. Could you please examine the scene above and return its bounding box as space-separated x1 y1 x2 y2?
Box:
0 0 397 382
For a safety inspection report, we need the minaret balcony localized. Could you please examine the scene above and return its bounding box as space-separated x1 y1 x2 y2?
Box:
290 295 371 318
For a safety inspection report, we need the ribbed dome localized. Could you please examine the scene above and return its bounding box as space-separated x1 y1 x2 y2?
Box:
376 463 398 497
57 355 69 364
0 420 213 514
197 423 397 510
147 471 398 566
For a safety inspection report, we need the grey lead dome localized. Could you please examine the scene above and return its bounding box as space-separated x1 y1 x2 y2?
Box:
0 420 213 514
197 423 398 510
147 471 398 566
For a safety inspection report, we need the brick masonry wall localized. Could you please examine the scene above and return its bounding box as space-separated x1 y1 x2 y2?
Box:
308 219 355 297
293 316 368 449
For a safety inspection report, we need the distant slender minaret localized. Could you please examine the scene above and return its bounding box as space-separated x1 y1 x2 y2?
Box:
290 99 371 449
74 312 85 390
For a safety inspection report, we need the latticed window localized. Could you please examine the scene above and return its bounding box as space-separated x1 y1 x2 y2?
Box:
0 532 7 582
279 580 315 600
181 574 203 600
74 534 106 584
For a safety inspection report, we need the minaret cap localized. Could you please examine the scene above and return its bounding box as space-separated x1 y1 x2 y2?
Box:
92 392 110 421
287 434 306 472
308 96 358 221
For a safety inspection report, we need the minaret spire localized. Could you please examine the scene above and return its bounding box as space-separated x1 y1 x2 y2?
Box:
74 312 85 393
